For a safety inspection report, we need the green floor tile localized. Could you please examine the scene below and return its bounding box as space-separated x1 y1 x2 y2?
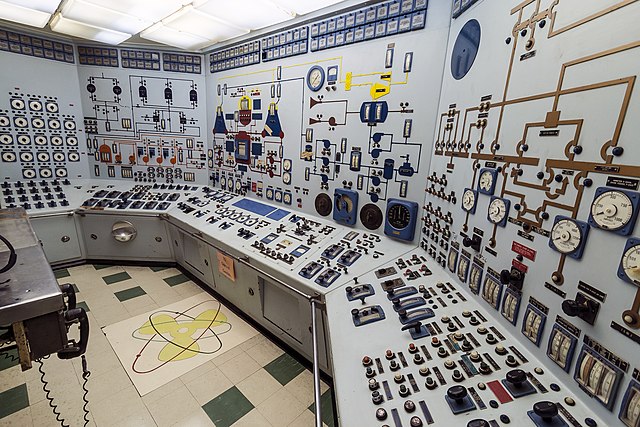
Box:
102 271 131 285
53 269 70 279
163 273 189 287
93 264 112 270
264 353 306 386
114 286 147 302
309 390 335 427
0 384 29 419
149 266 168 272
202 386 253 427
0 347 20 371
71 283 79 293
77 301 90 312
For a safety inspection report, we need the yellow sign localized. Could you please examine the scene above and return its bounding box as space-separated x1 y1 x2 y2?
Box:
217 252 236 282
370 82 390 99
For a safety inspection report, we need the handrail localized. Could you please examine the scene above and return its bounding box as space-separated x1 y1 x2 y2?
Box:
28 210 75 219
74 208 161 218
159 214 325 425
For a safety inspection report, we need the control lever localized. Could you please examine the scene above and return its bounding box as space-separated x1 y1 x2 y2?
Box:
462 235 481 252
401 321 429 339
500 267 525 290
561 292 599 325
57 308 89 360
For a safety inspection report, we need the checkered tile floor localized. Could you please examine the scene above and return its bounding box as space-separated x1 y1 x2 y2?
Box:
0 264 335 427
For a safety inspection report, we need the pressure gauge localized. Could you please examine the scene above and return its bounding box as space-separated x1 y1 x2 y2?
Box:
220 176 226 189
282 158 292 172
618 238 640 286
235 180 242 192
283 172 291 185
306 65 325 92
588 187 639 236
227 178 234 191
477 168 498 195
461 188 477 214
487 196 510 227
549 216 590 259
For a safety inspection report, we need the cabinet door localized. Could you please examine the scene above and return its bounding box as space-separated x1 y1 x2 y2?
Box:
30 215 83 264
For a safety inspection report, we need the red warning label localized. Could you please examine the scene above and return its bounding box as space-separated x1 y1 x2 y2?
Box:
511 241 536 261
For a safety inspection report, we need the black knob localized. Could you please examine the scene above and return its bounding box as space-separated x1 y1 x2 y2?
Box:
612 146 624 156
562 299 588 317
573 145 583 154
533 401 558 421
447 385 467 402
500 269 511 285
467 420 490 427
506 369 526 386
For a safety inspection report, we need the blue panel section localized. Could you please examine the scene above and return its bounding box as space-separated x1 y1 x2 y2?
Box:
253 99 262 110
267 208 290 220
225 140 234 152
233 198 276 216
251 143 263 156
251 113 263 120
237 165 248 172
451 19 481 80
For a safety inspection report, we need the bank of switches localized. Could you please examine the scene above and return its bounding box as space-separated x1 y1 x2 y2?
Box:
1 179 71 210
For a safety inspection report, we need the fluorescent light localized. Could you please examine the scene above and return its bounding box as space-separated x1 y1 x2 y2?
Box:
195 0 295 30
61 0 152 34
272 0 345 15
81 0 187 22
50 13 131 44
163 6 248 42
3 0 59 13
140 22 210 50
0 1 52 27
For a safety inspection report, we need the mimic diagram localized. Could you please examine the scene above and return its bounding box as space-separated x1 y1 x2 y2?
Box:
425 0 640 337
80 72 208 183
211 36 440 236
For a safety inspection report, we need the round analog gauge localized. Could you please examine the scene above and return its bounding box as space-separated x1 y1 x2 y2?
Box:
462 189 477 212
336 194 354 212
227 179 233 191
488 198 508 224
235 180 242 192
282 159 292 172
220 176 226 189
590 190 634 231
387 204 411 229
266 188 274 199
621 243 640 285
551 219 583 254
478 170 495 193
306 66 325 92
283 172 291 185
283 193 291 204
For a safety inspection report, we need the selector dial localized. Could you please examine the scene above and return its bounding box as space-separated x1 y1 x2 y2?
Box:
590 189 634 231
550 218 582 254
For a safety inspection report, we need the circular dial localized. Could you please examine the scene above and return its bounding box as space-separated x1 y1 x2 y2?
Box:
315 193 332 216
282 159 292 172
360 203 383 230
282 172 291 185
387 204 411 229
478 170 494 192
622 243 640 285
551 219 583 254
227 179 233 191
235 180 241 192
462 189 476 212
220 176 226 188
307 66 325 91
336 194 354 212
488 198 508 224
590 190 634 231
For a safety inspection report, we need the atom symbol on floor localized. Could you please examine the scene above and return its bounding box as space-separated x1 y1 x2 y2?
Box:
131 299 232 374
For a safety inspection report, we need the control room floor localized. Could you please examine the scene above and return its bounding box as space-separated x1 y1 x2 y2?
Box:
0 264 335 427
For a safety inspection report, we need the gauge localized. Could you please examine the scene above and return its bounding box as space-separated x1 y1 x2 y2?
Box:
487 197 510 226
387 204 410 229
283 172 291 185
282 158 292 172
333 188 358 225
461 188 477 213
360 203 383 230
477 168 497 195
306 65 325 92
220 176 226 189
588 187 639 235
227 178 234 191
469 263 483 294
618 238 640 286
283 192 292 205
315 193 332 216
235 180 242 192
549 216 590 259
266 188 274 200
448 248 458 273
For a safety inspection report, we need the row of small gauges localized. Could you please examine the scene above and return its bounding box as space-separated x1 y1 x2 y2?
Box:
81 184 198 211
1 179 71 209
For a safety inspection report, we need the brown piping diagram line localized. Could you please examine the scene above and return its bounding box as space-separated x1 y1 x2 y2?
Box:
622 287 640 329
548 0 638 38
545 159 640 178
